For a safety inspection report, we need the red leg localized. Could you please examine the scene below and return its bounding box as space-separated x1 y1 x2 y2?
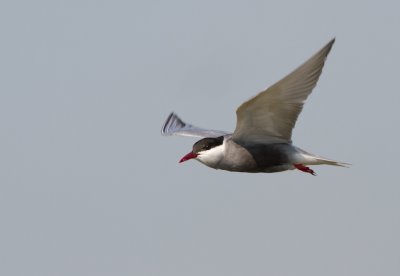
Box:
294 164 316 176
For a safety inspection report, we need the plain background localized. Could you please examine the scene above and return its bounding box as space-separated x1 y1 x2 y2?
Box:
0 0 399 275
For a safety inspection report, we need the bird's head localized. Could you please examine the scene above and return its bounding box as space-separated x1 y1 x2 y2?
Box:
179 136 225 163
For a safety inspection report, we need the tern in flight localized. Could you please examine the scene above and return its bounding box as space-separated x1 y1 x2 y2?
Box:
162 38 348 175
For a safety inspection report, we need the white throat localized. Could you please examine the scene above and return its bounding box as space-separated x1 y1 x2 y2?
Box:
196 141 226 168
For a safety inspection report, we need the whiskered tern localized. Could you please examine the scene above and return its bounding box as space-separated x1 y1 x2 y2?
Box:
162 39 348 175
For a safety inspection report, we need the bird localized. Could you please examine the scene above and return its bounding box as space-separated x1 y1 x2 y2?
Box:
161 38 348 175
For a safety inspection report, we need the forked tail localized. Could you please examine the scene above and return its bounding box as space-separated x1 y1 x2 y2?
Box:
294 155 349 176
295 147 350 168
312 156 350 167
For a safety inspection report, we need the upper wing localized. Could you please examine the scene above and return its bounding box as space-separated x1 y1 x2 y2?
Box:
161 112 230 138
233 38 335 144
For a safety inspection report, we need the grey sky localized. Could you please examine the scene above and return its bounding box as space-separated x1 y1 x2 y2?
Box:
0 0 399 275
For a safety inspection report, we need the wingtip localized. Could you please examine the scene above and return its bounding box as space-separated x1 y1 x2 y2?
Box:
161 112 175 136
315 38 336 62
328 37 336 48
323 38 336 53
338 162 352 168
161 112 187 136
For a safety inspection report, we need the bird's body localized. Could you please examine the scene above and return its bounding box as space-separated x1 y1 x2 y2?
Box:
162 38 348 175
181 134 344 175
196 135 292 172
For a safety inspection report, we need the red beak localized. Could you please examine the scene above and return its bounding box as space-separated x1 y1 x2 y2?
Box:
179 152 198 163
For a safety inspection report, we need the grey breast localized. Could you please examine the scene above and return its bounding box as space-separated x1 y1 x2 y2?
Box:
224 139 291 172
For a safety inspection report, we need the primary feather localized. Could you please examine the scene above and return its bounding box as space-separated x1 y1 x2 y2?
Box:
233 39 335 144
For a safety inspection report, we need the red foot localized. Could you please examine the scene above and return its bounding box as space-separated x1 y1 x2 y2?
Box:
294 164 316 176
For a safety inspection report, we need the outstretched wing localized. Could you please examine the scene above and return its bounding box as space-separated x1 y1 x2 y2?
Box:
233 38 335 144
161 112 230 138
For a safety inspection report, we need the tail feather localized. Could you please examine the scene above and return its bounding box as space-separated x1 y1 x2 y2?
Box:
313 157 350 167
295 147 350 167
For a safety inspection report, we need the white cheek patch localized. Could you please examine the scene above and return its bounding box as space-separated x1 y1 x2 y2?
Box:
197 144 225 164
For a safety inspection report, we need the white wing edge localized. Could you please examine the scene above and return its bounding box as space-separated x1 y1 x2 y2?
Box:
161 112 230 138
